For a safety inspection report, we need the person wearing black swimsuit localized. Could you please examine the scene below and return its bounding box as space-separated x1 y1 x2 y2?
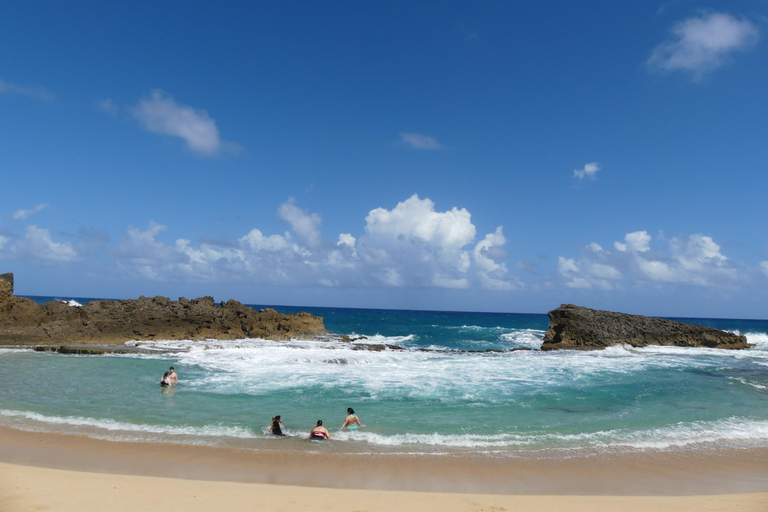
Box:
271 415 286 436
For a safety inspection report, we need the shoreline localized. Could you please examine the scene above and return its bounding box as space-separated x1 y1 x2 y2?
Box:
1 426 767 496
1 427 767 512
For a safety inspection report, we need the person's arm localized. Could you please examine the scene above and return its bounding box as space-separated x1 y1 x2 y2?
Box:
341 417 349 429
354 416 362 426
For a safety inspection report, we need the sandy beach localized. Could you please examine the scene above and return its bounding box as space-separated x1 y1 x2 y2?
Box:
1 426 767 511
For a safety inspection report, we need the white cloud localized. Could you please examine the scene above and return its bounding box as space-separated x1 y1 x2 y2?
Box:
573 162 600 180
637 259 678 282
560 230 742 289
398 132 444 150
16 225 79 263
12 203 50 220
557 257 579 274
615 231 652 253
131 90 240 156
587 263 622 280
102 194 516 291
277 198 322 249
648 12 760 79
0 78 55 102
761 261 768 278
472 227 515 290
337 233 356 249
365 194 475 251
557 256 618 290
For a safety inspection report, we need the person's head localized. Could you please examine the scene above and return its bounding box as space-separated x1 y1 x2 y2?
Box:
163 371 169 377
316 420 323 427
169 367 175 372
347 408 355 415
273 415 281 422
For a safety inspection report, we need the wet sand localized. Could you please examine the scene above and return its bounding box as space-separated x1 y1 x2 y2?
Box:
0 426 767 511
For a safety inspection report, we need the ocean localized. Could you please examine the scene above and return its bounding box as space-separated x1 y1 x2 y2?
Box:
1 296 767 458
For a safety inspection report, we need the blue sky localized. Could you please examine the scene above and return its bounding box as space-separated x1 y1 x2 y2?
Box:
2 1 767 318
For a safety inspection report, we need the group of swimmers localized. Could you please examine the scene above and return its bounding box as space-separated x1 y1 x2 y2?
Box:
271 408 362 440
160 368 361 440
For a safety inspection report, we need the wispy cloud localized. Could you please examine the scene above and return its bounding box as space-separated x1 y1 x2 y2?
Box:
398 132 444 150
95 98 119 117
0 78 55 102
648 12 760 79
457 23 480 42
130 90 241 156
13 203 50 221
573 162 600 181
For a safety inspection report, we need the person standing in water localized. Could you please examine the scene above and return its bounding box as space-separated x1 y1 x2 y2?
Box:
309 420 330 440
271 415 285 436
160 371 171 387
168 367 178 385
341 408 362 430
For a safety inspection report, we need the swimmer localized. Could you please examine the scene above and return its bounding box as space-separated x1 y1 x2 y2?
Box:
271 415 286 436
341 408 362 430
168 367 178 385
160 371 171 387
309 420 330 440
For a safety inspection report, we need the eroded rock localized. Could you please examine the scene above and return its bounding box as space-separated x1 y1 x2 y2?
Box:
0 273 327 345
541 304 751 351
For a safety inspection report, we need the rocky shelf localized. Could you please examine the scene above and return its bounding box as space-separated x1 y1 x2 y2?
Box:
540 304 751 351
0 273 327 345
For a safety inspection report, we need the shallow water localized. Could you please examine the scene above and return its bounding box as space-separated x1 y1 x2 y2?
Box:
2 300 767 457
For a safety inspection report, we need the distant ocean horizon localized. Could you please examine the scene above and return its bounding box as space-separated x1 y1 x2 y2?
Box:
1 294 767 458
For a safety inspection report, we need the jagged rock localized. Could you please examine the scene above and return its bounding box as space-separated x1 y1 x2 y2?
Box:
541 304 751 351
0 274 327 345
0 273 13 308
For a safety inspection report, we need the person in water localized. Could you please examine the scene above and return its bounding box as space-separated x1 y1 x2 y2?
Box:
160 371 171 387
168 367 178 385
341 408 362 430
271 415 285 436
309 420 330 440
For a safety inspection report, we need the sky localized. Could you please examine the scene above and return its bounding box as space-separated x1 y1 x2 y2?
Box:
1 1 767 318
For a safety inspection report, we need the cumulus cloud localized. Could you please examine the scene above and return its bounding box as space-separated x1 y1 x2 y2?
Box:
12 203 50 220
277 198 322 249
0 78 55 102
472 227 517 290
131 90 241 156
614 230 651 253
559 230 740 289
4 226 80 263
573 162 600 181
398 132 444 150
648 12 760 79
103 195 515 291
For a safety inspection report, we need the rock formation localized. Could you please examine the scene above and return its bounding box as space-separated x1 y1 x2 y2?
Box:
0 273 13 305
540 304 751 351
0 273 327 345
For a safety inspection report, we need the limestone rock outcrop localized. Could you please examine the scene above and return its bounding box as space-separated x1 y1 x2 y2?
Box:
0 273 13 306
540 304 751 351
0 274 327 345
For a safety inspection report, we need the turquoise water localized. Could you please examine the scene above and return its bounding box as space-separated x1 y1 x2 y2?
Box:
1 299 767 457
